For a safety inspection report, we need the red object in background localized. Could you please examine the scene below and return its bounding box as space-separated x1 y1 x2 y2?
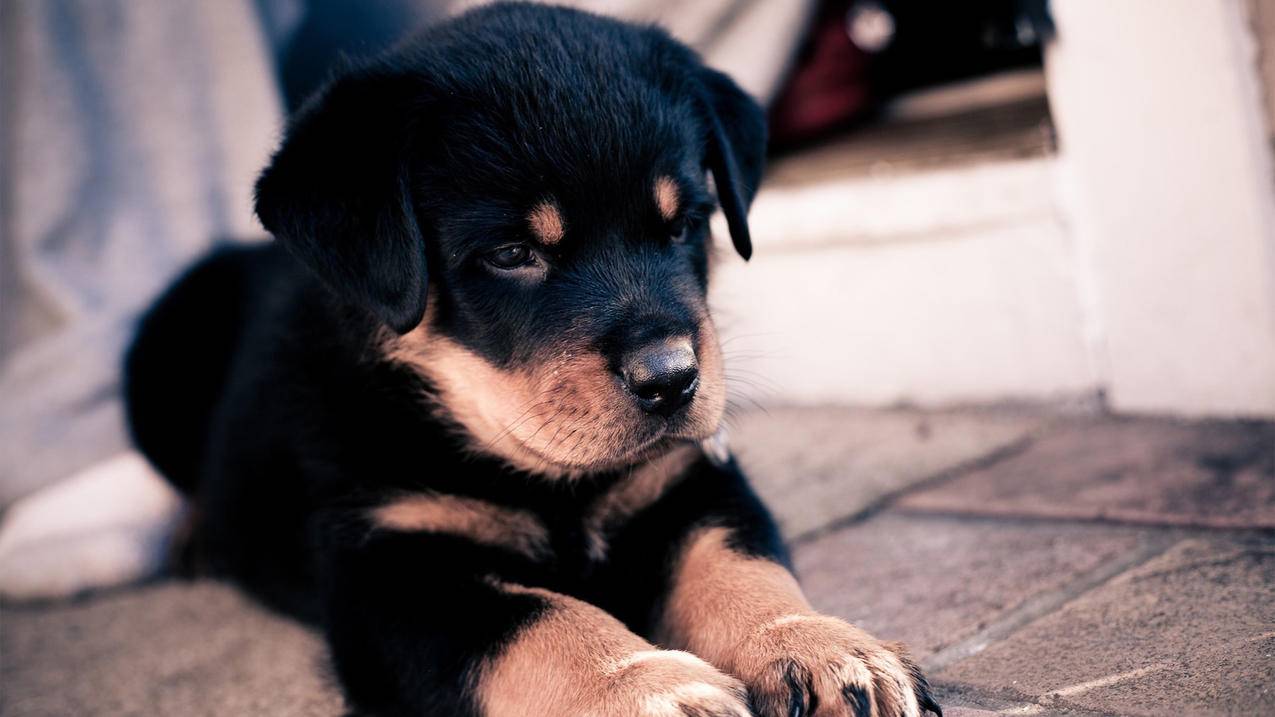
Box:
768 0 1052 149
769 1 871 148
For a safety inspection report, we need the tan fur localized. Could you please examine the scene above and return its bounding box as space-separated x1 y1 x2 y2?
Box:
686 316 726 435
584 444 699 560
657 528 922 717
734 615 920 717
369 493 550 560
479 582 749 717
656 527 811 666
653 176 680 221
528 201 565 245
388 328 648 476
386 328 567 475
383 311 726 479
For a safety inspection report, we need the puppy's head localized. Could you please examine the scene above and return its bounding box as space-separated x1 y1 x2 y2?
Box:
254 4 765 476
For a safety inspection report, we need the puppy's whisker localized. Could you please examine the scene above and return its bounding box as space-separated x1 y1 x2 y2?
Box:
544 408 585 451
560 414 598 459
724 374 780 392
523 407 568 449
721 351 781 361
725 377 775 394
493 401 554 441
724 375 776 388
556 427 584 457
726 380 772 400
714 329 780 344
717 332 780 347
724 367 779 380
725 394 769 416
482 397 560 453
554 409 593 448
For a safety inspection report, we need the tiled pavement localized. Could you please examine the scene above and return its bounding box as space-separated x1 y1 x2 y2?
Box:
3 407 1273 716
736 408 1275 717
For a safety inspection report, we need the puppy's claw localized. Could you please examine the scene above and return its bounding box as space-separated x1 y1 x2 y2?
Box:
733 615 940 717
783 661 811 717
914 678 942 717
888 643 942 717
842 682 872 716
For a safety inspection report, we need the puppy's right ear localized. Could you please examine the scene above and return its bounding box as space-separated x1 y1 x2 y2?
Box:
255 69 429 334
697 66 767 262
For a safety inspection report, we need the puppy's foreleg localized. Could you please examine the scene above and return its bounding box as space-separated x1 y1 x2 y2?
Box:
653 472 941 717
324 531 749 717
479 583 750 717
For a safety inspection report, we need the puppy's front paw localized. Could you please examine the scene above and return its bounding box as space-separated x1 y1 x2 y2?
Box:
732 615 940 717
593 649 752 717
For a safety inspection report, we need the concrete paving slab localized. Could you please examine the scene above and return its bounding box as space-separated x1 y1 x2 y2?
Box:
938 537 1275 716
932 683 1104 717
2 580 343 717
896 417 1275 528
732 407 1043 538
792 513 1148 658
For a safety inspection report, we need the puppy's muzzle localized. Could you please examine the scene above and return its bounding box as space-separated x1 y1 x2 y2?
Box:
619 337 699 417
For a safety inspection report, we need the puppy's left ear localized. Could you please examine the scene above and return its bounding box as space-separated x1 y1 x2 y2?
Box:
255 69 429 334
698 67 767 261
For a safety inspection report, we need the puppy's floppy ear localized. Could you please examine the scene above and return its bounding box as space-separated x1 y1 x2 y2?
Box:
255 69 429 334
698 67 767 261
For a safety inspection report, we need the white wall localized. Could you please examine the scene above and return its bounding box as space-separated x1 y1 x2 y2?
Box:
710 158 1096 408
1047 0 1275 416
712 0 1275 417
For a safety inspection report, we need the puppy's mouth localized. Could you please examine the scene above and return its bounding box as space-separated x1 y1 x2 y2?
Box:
515 429 669 473
510 406 718 473
386 321 726 478
490 380 721 475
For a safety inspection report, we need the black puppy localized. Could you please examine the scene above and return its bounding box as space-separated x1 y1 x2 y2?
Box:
126 4 940 716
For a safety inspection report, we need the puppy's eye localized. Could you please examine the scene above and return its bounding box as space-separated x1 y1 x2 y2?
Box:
669 217 689 243
484 243 536 270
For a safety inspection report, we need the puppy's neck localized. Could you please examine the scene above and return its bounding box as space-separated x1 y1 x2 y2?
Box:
583 442 702 561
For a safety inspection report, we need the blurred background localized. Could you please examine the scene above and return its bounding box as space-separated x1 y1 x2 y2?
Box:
4 0 1274 503
2 2 1274 716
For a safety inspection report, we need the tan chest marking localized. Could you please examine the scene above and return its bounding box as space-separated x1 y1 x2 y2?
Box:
370 493 551 560
584 445 699 561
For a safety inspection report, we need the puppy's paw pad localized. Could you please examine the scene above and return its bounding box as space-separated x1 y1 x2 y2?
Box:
736 615 941 717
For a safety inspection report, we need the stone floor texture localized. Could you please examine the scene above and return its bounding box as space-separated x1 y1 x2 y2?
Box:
4 407 1273 716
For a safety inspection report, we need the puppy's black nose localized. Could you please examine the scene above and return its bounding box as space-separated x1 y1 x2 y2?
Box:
621 338 699 416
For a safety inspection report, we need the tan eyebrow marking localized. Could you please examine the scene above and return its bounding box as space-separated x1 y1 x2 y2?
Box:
528 201 565 245
654 176 680 221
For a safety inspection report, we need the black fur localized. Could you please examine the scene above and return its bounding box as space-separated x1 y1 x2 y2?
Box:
121 5 873 717
253 2 763 337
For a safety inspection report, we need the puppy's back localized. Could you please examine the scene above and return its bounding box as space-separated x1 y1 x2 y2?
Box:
124 243 280 493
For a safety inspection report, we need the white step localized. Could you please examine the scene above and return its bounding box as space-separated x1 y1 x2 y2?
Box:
710 155 1098 407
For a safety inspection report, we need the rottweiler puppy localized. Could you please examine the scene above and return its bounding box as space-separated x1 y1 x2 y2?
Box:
125 3 940 716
